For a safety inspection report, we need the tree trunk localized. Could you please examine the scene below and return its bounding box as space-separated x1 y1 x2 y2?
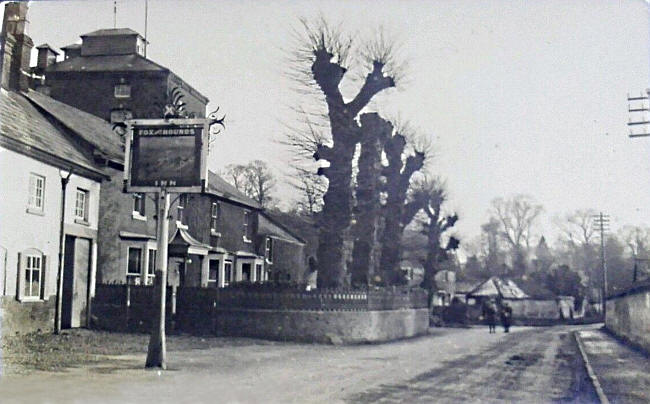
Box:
351 113 392 287
377 135 425 284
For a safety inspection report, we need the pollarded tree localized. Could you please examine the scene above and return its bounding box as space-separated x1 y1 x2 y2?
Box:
291 19 402 288
412 177 459 292
377 130 427 284
350 113 393 286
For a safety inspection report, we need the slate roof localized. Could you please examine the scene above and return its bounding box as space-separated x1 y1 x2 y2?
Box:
25 89 123 163
46 53 167 73
60 43 81 50
0 89 105 177
81 28 141 37
36 43 60 54
207 171 261 209
258 213 305 245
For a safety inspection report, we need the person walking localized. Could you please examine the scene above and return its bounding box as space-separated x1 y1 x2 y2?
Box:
482 298 497 334
500 301 513 333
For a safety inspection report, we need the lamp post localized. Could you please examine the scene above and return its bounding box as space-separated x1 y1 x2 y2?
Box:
54 169 73 334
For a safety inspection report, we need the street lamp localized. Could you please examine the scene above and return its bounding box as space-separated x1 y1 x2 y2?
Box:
54 168 73 334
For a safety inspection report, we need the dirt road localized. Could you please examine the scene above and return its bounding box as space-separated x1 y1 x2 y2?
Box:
0 325 594 403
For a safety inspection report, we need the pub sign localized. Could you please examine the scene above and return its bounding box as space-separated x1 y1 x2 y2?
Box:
124 118 209 193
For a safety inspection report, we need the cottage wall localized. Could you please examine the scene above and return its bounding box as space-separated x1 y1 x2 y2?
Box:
0 147 100 333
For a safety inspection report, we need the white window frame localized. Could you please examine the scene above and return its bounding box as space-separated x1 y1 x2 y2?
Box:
23 254 43 300
255 264 263 283
74 188 89 223
265 237 273 263
146 248 156 285
210 202 219 232
27 173 45 213
242 211 251 243
114 83 131 98
133 193 146 220
223 260 233 287
176 194 188 229
126 247 142 285
208 259 219 288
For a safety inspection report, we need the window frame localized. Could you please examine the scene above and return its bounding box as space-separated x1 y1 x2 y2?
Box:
223 260 233 287
133 193 146 219
74 188 89 222
265 237 273 263
207 259 219 288
27 173 45 213
114 83 131 98
24 254 43 299
210 202 220 232
243 210 252 242
146 248 156 285
126 247 143 285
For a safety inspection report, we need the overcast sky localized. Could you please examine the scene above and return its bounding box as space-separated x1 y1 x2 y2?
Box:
18 0 650 245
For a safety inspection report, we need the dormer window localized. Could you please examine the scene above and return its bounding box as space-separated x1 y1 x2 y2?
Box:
114 83 131 98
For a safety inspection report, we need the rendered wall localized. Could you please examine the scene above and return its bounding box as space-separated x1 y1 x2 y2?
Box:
606 286 650 353
214 308 430 344
0 148 99 334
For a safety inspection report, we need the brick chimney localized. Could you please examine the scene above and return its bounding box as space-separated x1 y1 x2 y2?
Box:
1 2 33 91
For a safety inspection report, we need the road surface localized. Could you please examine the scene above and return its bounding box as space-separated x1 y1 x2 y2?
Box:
0 325 594 403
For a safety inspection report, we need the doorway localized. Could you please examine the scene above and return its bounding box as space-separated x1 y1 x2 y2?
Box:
62 236 91 328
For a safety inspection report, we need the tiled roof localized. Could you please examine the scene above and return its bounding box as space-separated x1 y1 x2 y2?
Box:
46 54 167 73
25 89 123 163
0 89 103 176
81 28 141 37
207 171 261 209
468 277 528 299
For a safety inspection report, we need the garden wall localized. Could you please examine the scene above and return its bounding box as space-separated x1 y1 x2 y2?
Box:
605 282 650 354
91 285 429 343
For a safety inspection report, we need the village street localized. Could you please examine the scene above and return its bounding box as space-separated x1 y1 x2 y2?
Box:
0 325 595 403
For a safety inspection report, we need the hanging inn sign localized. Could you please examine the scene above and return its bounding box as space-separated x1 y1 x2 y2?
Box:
123 118 209 193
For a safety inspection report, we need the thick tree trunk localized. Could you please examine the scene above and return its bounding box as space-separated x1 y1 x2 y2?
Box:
351 113 392 287
377 135 425 284
310 48 395 289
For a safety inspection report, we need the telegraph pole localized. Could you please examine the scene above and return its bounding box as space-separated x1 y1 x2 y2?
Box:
593 213 609 321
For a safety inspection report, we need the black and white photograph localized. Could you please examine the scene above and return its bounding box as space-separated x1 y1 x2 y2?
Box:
0 0 649 403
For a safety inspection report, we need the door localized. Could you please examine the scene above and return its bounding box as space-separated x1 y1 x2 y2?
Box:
62 236 91 328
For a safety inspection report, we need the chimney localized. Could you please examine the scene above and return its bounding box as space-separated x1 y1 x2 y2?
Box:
36 44 58 71
1 2 33 91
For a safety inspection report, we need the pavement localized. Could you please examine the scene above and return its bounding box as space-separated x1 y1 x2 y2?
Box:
575 327 650 404
0 325 601 403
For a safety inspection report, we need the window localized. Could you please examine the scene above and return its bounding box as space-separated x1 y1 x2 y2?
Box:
177 194 187 225
243 211 252 242
28 173 45 212
208 259 219 288
24 254 42 298
265 237 273 263
210 202 220 231
75 188 89 221
146 249 156 285
223 261 232 287
133 193 146 217
127 247 142 285
114 83 131 98
242 263 251 282
255 264 263 283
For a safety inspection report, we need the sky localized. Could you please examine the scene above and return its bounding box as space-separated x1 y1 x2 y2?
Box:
14 0 650 245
